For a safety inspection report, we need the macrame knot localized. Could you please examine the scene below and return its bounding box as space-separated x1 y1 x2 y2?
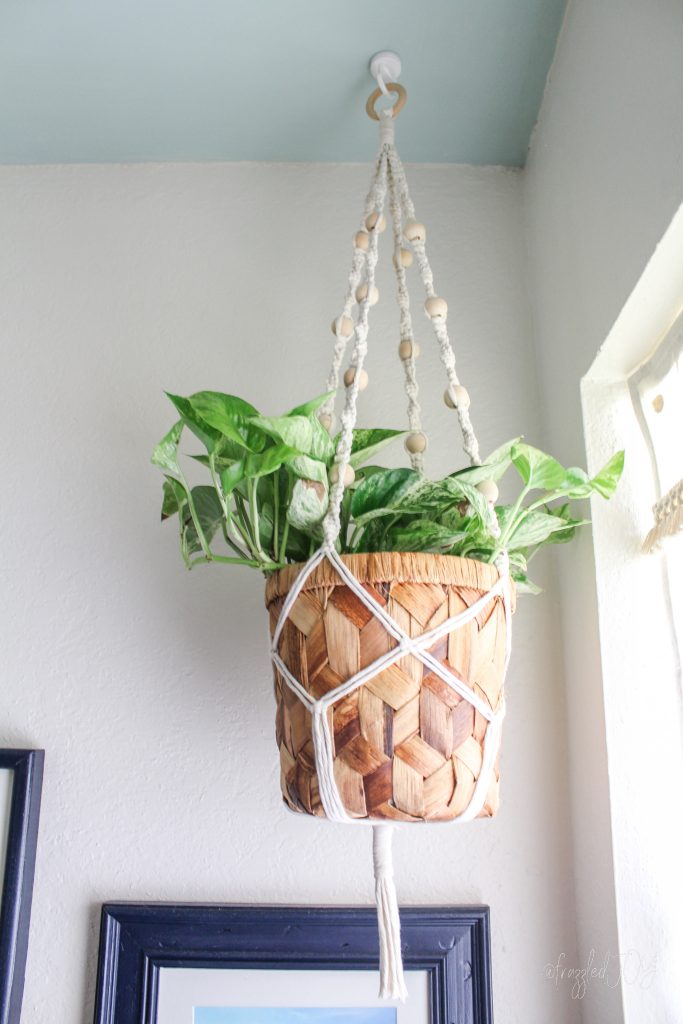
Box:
379 110 395 147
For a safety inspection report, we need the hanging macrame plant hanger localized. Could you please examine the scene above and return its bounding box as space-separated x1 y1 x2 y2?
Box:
266 55 513 1001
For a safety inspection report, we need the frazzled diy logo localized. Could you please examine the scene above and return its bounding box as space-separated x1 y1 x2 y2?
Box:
544 949 657 999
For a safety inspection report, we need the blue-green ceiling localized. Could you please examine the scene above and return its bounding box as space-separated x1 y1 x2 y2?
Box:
0 0 566 166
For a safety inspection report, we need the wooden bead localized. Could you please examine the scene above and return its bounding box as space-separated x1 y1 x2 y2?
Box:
392 248 413 269
355 283 379 306
318 413 335 433
365 212 387 233
354 230 370 251
331 315 354 340
425 296 448 320
343 367 369 390
405 432 427 454
477 479 499 504
398 340 420 360
444 385 470 409
330 463 355 487
404 221 426 243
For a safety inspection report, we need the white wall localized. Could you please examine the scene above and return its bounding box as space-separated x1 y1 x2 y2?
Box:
0 162 577 1022
523 0 683 1020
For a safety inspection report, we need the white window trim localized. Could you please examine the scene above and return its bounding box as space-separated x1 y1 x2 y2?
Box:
581 202 683 1023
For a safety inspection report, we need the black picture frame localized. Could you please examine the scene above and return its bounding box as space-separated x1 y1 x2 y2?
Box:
0 748 44 1024
94 904 492 1024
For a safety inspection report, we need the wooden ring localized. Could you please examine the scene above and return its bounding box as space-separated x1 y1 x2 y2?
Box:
366 83 407 121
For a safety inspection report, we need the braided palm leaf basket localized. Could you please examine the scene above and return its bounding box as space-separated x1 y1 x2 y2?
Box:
266 552 514 822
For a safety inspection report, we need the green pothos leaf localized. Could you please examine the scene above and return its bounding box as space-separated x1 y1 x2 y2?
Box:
387 520 468 553
251 414 334 463
190 486 223 544
287 478 329 531
151 421 184 480
187 391 265 453
511 570 543 595
591 450 625 499
507 509 578 548
451 437 522 485
541 504 590 545
165 393 223 453
179 486 224 560
348 429 405 469
161 477 187 520
220 444 302 495
287 392 334 417
562 467 593 499
290 455 328 484
511 443 566 490
350 468 421 520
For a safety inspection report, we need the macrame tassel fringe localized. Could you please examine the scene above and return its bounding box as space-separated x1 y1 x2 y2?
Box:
372 825 408 1002
643 478 683 553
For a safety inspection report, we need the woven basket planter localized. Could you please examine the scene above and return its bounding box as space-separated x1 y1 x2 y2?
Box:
266 552 514 823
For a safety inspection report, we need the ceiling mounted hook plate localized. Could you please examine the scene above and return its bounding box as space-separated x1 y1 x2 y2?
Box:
369 50 402 94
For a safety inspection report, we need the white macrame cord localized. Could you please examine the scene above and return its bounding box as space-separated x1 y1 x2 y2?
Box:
270 107 512 1003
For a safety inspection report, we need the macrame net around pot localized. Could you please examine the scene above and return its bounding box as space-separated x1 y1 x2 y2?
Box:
265 89 514 1002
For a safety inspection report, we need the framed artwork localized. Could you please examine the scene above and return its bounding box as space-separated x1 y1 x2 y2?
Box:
94 904 492 1024
0 748 44 1024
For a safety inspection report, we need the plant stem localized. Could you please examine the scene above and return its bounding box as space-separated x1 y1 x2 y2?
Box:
278 474 293 562
348 524 362 551
491 484 530 561
526 490 564 513
340 492 351 551
248 478 270 564
230 509 256 556
234 491 259 559
208 453 229 518
181 474 213 560
190 553 281 570
208 460 253 562
280 521 290 560
220 521 251 561
504 490 564 550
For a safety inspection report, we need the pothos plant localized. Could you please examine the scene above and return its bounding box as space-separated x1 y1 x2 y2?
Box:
153 389 624 594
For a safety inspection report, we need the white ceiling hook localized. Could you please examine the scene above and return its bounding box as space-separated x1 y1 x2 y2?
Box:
377 73 391 100
369 51 402 92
